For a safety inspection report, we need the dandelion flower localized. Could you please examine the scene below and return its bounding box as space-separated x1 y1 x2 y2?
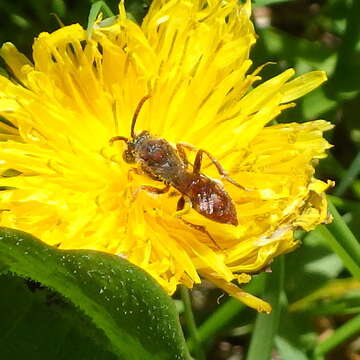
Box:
0 0 333 312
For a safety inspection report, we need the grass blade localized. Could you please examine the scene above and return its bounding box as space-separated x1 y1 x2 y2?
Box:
254 0 293 7
315 226 360 280
327 199 360 269
334 152 360 196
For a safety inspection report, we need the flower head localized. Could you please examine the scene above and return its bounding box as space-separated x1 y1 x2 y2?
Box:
0 0 332 312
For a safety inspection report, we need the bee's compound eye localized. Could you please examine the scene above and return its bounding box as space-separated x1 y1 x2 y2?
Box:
123 150 135 164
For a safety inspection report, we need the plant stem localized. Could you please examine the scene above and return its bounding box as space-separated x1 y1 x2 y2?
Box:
328 195 360 213
246 257 284 360
180 286 206 360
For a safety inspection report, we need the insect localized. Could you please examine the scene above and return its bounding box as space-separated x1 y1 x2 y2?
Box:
110 96 245 247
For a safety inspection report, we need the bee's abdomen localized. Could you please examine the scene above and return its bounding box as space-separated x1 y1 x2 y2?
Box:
185 174 238 226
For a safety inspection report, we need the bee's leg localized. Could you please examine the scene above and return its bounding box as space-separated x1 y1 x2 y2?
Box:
128 167 141 180
177 143 247 190
176 195 186 211
193 149 248 191
176 144 190 169
177 142 197 151
127 168 170 200
141 184 170 194
176 196 221 250
132 184 170 201
180 218 222 250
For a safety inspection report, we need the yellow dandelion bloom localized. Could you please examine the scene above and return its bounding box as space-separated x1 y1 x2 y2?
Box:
0 0 333 313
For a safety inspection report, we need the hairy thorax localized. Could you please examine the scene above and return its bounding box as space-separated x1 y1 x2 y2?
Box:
134 133 186 184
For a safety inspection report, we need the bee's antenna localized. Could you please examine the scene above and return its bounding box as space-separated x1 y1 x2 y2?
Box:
50 13 65 28
109 136 128 145
131 95 151 138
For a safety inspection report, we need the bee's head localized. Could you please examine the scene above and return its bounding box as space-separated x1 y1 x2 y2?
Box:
123 143 136 164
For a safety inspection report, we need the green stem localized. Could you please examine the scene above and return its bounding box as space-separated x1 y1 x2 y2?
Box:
334 152 360 196
327 195 360 213
315 226 360 280
314 313 360 360
327 199 360 269
246 257 284 360
180 286 206 360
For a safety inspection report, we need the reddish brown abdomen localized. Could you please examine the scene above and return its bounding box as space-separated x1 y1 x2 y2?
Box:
183 174 238 226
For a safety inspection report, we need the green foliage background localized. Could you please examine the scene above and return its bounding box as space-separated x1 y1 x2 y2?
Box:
1 1 360 360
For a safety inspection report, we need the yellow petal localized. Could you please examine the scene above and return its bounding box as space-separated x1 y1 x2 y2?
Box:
235 68 295 119
204 272 272 313
281 71 327 103
0 42 33 84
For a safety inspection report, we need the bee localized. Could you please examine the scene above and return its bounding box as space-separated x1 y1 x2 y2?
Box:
110 96 245 247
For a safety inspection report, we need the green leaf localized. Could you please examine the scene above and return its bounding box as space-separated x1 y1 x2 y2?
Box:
0 274 116 360
87 1 115 38
0 227 191 360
